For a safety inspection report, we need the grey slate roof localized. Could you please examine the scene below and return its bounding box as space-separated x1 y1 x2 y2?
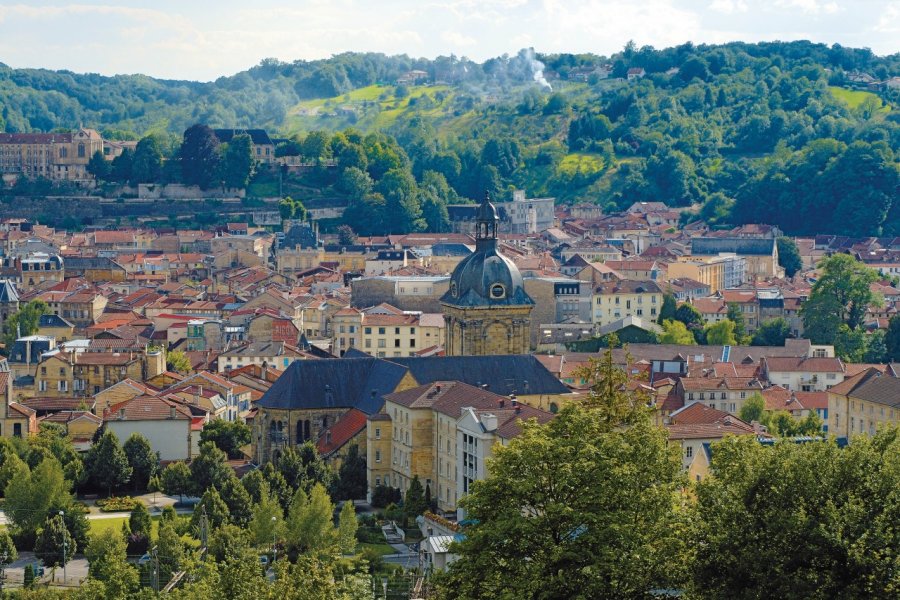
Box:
38 314 73 328
385 354 569 396
213 128 273 146
256 357 409 414
691 237 776 256
259 352 569 414
0 280 17 304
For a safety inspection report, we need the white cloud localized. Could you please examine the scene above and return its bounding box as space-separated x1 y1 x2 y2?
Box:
708 0 748 13
441 31 477 47
0 0 894 79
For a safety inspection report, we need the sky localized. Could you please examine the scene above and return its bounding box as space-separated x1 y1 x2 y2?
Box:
0 0 897 81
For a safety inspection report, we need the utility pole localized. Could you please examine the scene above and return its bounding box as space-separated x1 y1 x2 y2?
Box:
58 510 66 585
151 545 159 593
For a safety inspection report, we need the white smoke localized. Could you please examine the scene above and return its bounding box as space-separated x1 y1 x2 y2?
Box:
524 48 551 91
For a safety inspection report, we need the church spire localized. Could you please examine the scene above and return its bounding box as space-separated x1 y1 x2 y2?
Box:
475 191 499 247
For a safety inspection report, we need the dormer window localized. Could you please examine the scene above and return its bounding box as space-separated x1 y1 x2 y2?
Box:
490 284 506 299
450 282 458 297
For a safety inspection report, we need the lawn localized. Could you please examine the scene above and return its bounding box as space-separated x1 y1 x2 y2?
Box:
828 86 890 112
89 516 162 538
558 153 606 176
358 542 396 557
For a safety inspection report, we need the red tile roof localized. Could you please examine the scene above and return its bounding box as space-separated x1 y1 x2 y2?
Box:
317 408 368 456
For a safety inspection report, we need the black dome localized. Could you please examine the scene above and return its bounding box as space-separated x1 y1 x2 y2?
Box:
442 245 533 307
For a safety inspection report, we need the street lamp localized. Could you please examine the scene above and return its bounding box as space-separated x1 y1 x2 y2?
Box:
271 516 277 564
382 576 388 600
58 510 66 585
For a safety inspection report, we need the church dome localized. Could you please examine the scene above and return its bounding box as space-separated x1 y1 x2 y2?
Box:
441 192 533 308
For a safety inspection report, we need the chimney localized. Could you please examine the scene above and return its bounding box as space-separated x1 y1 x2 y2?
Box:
481 383 489 390
499 399 505 408
510 394 518 408
169 406 177 419
481 413 498 432
118 408 125 420
435 384 441 393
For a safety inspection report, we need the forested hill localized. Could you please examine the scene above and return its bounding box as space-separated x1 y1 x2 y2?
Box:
1 41 899 236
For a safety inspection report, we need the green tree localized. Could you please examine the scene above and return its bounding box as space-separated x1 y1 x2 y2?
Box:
85 529 139 599
5 458 71 539
87 150 110 181
128 502 152 539
2 300 50 352
109 148 134 184
220 133 254 189
691 430 900 598
161 461 191 503
131 134 165 184
659 319 697 345
208 523 252 563
278 442 333 494
166 349 191 374
156 521 184 585
219 475 253 527
403 476 428 526
864 328 888 363
337 501 358 555
34 513 75 575
181 124 221 189
834 324 869 362
737 392 766 424
674 303 703 328
249 483 284 548
886 315 900 362
190 442 232 495
801 254 881 344
726 303 748 344
0 528 17 570
776 237 803 278
657 293 677 325
200 420 251 460
436 404 686 599
123 433 158 491
705 319 738 346
574 336 649 430
333 444 367 501
751 318 792 347
285 484 336 555
241 469 267 504
376 168 424 233
192 486 231 531
85 431 132 496
0 451 27 496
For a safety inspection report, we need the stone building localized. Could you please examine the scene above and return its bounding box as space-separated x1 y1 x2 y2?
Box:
441 194 534 356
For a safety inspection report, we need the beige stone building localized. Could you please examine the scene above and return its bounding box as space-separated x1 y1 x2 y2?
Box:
827 368 900 439
331 305 445 357
591 280 663 328
0 128 112 182
441 195 534 356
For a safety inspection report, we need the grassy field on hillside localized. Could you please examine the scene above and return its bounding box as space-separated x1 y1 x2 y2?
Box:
828 86 891 112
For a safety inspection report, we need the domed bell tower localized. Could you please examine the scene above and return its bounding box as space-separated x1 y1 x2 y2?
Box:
440 192 534 356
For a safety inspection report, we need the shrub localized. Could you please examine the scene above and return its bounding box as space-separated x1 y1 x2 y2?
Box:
96 496 139 512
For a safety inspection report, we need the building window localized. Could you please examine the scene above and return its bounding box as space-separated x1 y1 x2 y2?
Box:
77 143 85 158
378 327 386 335
375 450 381 463
685 446 693 458
375 428 381 440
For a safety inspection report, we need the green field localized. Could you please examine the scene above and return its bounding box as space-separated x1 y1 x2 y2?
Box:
558 153 606 176
828 86 890 112
88 515 163 538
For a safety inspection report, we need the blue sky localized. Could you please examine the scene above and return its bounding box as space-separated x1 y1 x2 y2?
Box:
0 0 897 81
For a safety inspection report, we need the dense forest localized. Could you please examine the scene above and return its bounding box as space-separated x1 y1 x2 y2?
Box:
1 41 898 236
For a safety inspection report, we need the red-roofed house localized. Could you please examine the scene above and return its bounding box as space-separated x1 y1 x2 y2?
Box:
316 408 368 467
104 395 195 461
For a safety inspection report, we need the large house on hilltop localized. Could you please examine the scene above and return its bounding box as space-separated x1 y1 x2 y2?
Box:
213 129 276 164
0 128 130 182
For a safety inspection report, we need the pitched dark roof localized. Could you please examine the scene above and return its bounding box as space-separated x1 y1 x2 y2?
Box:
0 280 18 304
691 237 776 256
213 128 273 145
256 357 408 414
385 354 569 396
39 314 74 328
